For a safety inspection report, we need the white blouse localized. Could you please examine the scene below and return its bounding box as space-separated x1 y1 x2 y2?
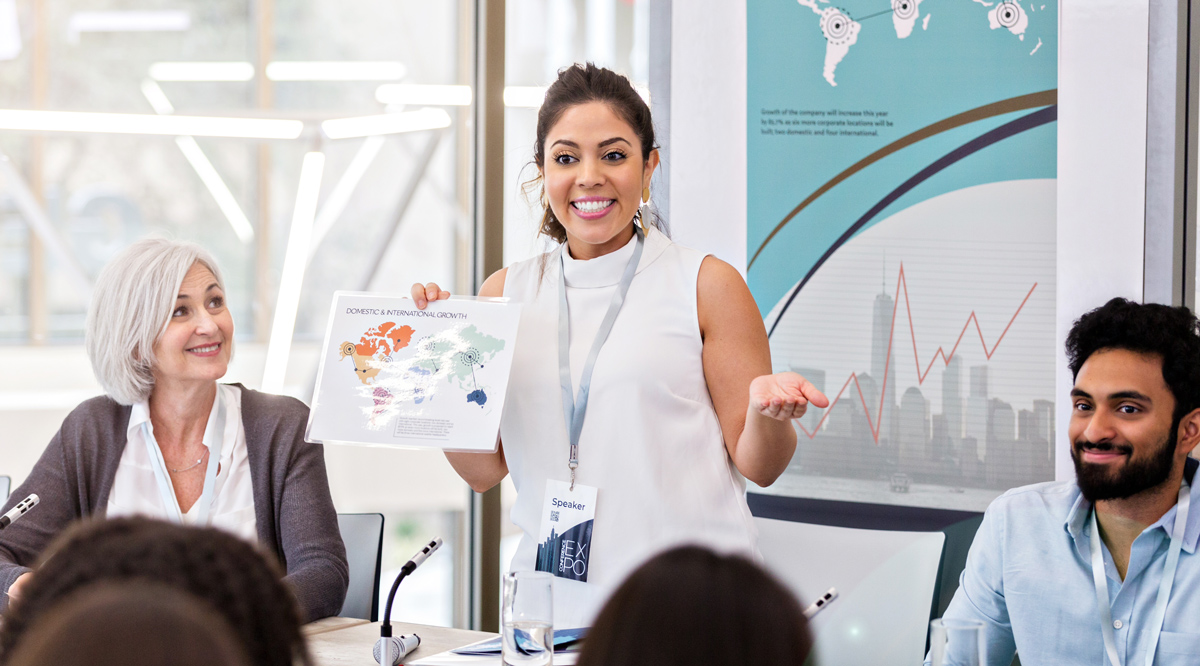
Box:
106 384 257 542
501 228 759 628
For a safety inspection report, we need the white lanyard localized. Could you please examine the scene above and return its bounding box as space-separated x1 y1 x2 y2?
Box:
141 389 226 526
1090 479 1190 666
558 226 644 490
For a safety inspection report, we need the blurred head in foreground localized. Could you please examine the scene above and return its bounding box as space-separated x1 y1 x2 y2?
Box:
0 517 309 666
576 546 813 666
5 582 251 666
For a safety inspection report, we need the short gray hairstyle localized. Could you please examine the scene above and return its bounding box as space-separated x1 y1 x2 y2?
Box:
85 239 228 405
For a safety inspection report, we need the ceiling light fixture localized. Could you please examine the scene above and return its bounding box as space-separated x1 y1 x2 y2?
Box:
262 151 326 394
374 84 473 107
321 108 451 140
0 109 303 139
149 61 255 82
266 61 407 82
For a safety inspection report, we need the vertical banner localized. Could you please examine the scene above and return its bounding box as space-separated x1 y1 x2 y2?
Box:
748 0 1057 511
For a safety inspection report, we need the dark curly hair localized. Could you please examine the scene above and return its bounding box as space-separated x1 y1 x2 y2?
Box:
575 546 813 666
528 62 663 244
0 517 310 666
1066 297 1200 421
6 582 252 666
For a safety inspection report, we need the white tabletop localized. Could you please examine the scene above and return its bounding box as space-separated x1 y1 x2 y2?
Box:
305 617 493 666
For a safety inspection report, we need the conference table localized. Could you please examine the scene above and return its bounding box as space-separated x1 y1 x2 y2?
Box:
306 616 493 665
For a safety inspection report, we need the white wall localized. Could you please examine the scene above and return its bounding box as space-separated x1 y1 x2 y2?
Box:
668 0 1150 484
1054 0 1148 480
669 0 747 272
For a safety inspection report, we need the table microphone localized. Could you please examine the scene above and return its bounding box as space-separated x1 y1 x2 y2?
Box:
374 537 443 665
0 495 39 529
803 587 838 619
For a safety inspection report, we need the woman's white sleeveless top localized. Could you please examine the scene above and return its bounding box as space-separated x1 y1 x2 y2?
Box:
501 226 759 628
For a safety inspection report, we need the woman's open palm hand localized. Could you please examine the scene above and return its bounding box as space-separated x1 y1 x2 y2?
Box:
749 372 830 421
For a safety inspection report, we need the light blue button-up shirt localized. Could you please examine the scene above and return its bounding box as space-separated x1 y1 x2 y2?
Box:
927 459 1200 666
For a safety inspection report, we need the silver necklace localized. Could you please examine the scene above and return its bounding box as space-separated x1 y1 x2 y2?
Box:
169 448 208 474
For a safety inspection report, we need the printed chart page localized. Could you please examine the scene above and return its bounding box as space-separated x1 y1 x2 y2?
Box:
307 293 521 452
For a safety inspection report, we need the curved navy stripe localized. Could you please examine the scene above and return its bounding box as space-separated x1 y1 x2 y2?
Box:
766 105 1058 337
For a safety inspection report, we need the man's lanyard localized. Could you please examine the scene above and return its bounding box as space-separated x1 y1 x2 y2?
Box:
558 226 645 490
1090 479 1191 666
141 388 226 526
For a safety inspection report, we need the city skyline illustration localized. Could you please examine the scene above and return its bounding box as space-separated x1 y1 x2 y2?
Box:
787 265 1055 493
761 180 1058 510
794 263 1038 446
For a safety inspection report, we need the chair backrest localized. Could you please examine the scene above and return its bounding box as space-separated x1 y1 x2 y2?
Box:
755 516 944 666
337 513 384 622
0 476 10 503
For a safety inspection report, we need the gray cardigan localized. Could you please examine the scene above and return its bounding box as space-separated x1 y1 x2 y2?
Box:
0 384 349 621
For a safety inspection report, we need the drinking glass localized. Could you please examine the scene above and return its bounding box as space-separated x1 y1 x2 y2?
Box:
929 618 987 666
502 571 554 666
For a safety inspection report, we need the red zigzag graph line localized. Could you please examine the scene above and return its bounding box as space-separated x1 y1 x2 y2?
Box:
797 263 1038 444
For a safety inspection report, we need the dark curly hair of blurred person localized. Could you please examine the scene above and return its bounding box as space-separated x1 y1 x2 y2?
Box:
1066 297 1200 422
0 517 310 666
6 582 251 666
575 546 813 666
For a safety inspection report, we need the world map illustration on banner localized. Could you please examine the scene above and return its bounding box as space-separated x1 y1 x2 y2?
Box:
797 0 1043 87
307 293 521 452
748 0 1057 511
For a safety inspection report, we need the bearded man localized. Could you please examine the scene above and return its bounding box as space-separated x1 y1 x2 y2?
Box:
927 298 1200 666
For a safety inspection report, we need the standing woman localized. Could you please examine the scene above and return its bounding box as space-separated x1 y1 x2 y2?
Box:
0 239 347 621
412 63 827 626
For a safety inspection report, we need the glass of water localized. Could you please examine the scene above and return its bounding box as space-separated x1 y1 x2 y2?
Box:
502 571 554 666
929 618 987 666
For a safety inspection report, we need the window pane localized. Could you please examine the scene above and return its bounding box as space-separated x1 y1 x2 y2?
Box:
0 0 474 627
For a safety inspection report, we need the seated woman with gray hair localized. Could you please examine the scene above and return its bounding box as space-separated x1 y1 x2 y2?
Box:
0 239 348 621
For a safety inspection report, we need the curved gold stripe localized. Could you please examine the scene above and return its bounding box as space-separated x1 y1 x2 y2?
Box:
747 89 1058 269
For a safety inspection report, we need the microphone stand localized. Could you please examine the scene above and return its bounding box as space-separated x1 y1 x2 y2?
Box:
376 537 442 666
